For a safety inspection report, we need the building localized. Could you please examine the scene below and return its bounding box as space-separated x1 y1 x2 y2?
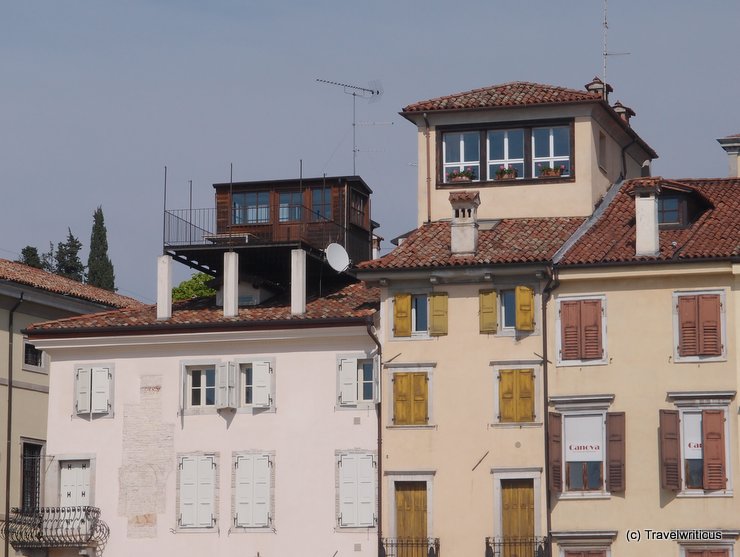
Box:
0 259 141 557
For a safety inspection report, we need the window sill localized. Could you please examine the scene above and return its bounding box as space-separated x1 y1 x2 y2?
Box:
673 356 727 364
676 490 733 498
556 358 608 368
496 328 539 338
387 424 437 430
231 526 275 533
175 526 219 533
182 406 276 416
437 175 575 189
390 335 435 342
334 526 378 533
557 492 611 500
22 364 48 375
335 403 377 411
490 422 543 429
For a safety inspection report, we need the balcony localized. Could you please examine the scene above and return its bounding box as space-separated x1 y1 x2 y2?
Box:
2 506 110 551
484 537 551 557
381 537 440 557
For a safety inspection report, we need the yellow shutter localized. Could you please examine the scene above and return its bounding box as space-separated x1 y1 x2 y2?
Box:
393 373 411 425
516 369 534 422
479 290 498 333
499 369 534 422
499 370 516 422
429 292 448 336
515 286 535 332
394 293 412 337
411 372 428 425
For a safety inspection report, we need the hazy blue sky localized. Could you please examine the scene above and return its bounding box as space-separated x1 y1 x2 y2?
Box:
2 1 738 301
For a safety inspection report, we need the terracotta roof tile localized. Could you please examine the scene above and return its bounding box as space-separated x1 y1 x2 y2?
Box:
0 259 142 308
560 178 740 265
358 218 585 271
448 191 480 203
27 282 378 334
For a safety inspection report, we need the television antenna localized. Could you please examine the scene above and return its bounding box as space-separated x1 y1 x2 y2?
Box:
316 78 382 174
602 0 630 95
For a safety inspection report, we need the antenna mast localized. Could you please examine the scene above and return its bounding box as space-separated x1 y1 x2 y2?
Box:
602 0 630 97
316 78 382 175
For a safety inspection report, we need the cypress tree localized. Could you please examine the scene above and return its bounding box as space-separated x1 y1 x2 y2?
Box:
18 246 43 269
55 229 85 282
87 206 115 291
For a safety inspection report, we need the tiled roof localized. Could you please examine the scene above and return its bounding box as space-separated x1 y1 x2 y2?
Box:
449 191 480 203
559 178 740 265
357 218 585 271
402 81 601 113
27 282 378 335
0 259 141 309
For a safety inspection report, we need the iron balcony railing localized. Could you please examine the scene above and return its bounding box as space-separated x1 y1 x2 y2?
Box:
381 537 440 557
2 506 110 551
485 537 551 557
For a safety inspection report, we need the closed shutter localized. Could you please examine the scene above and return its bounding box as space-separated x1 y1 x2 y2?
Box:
411 373 428 425
357 454 375 527
499 370 516 422
393 373 410 425
517 369 534 422
581 299 603 359
560 301 581 360
179 456 198 527
548 412 562 493
499 369 534 423
394 293 412 337
339 454 358 526
235 455 254 527
479 290 498 333
678 295 698 357
338 358 358 406
606 412 626 492
76 368 91 415
252 361 272 408
698 295 722 356
659 410 681 490
515 286 535 332
196 456 215 528
702 409 726 490
253 455 271 527
429 292 448 336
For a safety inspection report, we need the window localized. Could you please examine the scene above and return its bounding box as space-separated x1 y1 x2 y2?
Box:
279 191 302 222
233 191 270 224
674 292 725 360
75 366 112 416
189 367 216 408
479 286 535 335
557 297 606 364
659 196 681 225
338 357 377 407
533 126 571 177
337 452 376 528
488 129 524 179
442 131 480 181
393 372 428 426
178 454 216 529
349 191 368 227
684 550 729 557
312 188 332 221
239 362 273 409
23 339 45 371
498 369 534 423
548 411 625 495
660 407 728 493
393 292 447 337
234 453 272 528
21 442 43 511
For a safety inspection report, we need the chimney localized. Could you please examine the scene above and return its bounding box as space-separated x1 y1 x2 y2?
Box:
633 184 660 257
223 251 239 318
156 255 172 320
612 101 636 126
291 249 306 315
449 191 481 256
584 76 613 101
717 134 740 177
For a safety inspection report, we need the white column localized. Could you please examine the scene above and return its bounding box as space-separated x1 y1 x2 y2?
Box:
291 249 306 315
223 251 239 318
156 255 172 320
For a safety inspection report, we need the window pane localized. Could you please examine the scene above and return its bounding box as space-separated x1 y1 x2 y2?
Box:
502 290 516 328
205 369 216 387
205 387 215 406
533 128 550 158
568 462 585 489
586 461 602 489
192 371 201 388
488 131 505 160
362 381 374 401
553 127 570 157
413 295 428 332
686 459 703 489
462 132 480 162
191 388 201 406
24 343 43 367
444 134 461 163
511 162 524 177
508 129 524 159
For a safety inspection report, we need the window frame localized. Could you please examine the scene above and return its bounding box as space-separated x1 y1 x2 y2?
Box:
561 411 607 496
231 451 275 531
311 188 332 222
555 295 608 367
22 337 48 374
278 191 303 223
74 364 114 419
335 450 378 531
187 366 217 409
236 360 276 413
492 362 542 426
232 191 270 225
21 439 44 511
176 453 218 531
336 355 379 409
673 290 727 363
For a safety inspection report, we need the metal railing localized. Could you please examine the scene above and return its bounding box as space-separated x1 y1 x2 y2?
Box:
484 537 551 557
381 537 440 557
2 506 110 552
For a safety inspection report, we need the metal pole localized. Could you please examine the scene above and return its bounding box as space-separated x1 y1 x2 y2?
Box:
162 166 168 254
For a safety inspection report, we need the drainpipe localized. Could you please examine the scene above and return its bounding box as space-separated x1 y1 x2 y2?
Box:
620 138 637 179
422 113 432 224
5 293 23 557
540 270 558 544
365 319 383 555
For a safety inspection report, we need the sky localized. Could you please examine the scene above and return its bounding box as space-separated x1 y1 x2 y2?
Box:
2 1 739 302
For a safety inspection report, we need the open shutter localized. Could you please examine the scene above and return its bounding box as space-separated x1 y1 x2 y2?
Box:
252 361 272 408
606 412 626 492
357 454 375 526
196 456 215 527
216 363 230 409
515 286 535 332
227 362 238 408
429 292 448 336
179 456 197 527
179 366 187 416
499 370 516 422
702 409 726 490
411 373 428 425
338 358 358 406
516 369 534 422
393 293 412 337
91 367 110 414
76 368 91 415
548 412 562 493
678 295 698 357
479 290 498 333
580 299 603 359
560 301 581 360
698 295 722 356
253 455 271 526
393 373 410 425
659 410 681 490
235 455 254 527
339 454 358 526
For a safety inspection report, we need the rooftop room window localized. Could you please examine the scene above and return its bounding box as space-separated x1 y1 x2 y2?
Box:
311 188 332 221
233 192 270 225
279 191 303 222
533 126 571 177
442 131 480 182
349 191 368 227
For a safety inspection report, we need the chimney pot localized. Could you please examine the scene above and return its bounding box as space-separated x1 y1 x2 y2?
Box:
223 252 239 317
449 191 481 256
634 185 660 257
612 101 636 126
717 134 740 178
156 255 172 320
291 249 307 315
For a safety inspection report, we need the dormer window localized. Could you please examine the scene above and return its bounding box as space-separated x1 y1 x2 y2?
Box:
658 196 684 226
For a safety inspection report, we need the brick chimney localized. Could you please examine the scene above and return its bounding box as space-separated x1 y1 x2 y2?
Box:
585 76 613 101
633 184 660 257
449 191 481 256
717 134 740 177
612 101 636 126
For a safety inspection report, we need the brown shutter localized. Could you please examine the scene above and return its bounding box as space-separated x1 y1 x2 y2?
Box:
411 373 428 425
702 409 726 490
678 295 698 357
394 294 412 338
606 412 626 492
479 290 498 333
548 412 563 493
393 373 410 425
659 410 681 490
580 299 603 360
429 292 448 336
560 301 581 360
698 295 722 356
515 285 535 332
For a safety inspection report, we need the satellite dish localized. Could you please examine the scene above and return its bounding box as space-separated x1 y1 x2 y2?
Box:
325 243 350 272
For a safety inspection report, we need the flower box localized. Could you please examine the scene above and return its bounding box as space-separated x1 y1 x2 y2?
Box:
450 176 472 183
539 168 563 178
495 170 518 181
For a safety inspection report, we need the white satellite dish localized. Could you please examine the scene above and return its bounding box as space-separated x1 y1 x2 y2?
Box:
325 243 350 272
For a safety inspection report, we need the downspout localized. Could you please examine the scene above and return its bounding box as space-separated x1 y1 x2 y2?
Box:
540 270 558 544
365 319 383 555
620 138 637 179
422 113 432 224
4 293 23 557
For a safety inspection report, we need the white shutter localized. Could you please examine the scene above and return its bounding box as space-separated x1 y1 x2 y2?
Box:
374 358 381 403
339 358 358 406
60 462 77 506
216 363 231 409
235 455 254 527
227 362 238 408
76 368 91 415
253 455 270 527
90 367 110 414
338 454 358 526
252 361 272 408
179 457 197 527
78 461 91 506
196 456 215 527
179 367 187 416
356 454 375 526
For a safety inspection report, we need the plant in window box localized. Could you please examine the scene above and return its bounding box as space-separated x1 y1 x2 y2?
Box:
447 168 476 182
537 164 565 177
495 166 518 180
